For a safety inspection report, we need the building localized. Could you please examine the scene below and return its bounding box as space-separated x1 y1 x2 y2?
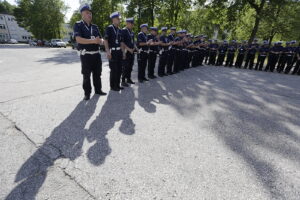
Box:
0 14 33 42
62 23 73 43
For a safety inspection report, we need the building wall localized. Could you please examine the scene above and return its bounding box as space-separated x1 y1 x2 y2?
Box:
0 14 33 42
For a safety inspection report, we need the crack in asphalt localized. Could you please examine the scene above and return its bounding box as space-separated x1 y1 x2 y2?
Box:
0 111 97 200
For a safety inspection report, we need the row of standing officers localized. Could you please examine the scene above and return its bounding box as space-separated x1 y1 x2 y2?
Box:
74 4 300 100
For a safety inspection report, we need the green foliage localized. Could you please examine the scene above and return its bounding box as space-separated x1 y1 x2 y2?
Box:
13 0 66 40
0 0 16 15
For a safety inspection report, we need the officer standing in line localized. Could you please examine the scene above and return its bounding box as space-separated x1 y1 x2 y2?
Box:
265 42 282 72
186 34 194 68
291 40 298 66
137 24 150 83
244 39 258 70
121 17 135 86
198 35 207 66
104 12 125 92
291 43 300 75
181 30 189 70
216 40 227 66
235 40 247 68
208 39 218 65
158 27 170 77
73 3 107 100
254 40 269 71
225 40 236 67
203 36 209 64
147 27 161 79
283 42 296 74
192 35 201 67
173 30 183 73
166 27 176 75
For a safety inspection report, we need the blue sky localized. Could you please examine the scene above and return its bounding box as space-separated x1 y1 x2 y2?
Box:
7 0 79 21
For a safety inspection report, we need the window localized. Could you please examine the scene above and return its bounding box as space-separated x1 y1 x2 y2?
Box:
0 16 3 20
0 24 6 29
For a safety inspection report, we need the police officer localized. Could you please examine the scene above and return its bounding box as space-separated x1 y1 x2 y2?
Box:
192 35 201 67
158 27 170 77
244 39 258 69
173 30 184 73
216 40 227 66
147 27 160 79
208 39 218 65
225 40 236 67
283 42 296 74
203 36 209 64
186 34 194 68
137 24 150 83
73 3 106 100
181 30 189 70
198 35 207 66
104 12 125 91
121 17 135 86
166 27 176 75
265 42 282 72
235 40 247 68
255 40 269 71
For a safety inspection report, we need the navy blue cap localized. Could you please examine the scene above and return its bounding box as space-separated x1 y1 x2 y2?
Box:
161 27 168 31
150 27 158 31
79 3 91 13
126 17 134 23
140 24 148 28
170 27 176 31
110 11 120 19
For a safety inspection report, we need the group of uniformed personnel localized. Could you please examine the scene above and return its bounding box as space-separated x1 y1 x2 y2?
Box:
74 4 300 101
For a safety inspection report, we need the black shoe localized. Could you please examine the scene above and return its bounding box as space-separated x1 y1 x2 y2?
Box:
95 91 107 96
143 78 149 81
127 79 135 84
164 73 168 76
148 76 155 79
121 82 129 87
118 86 124 90
152 75 157 79
84 95 90 101
111 88 120 91
158 74 164 77
167 72 173 75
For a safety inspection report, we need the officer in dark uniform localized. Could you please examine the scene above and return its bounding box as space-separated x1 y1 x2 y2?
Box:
235 40 247 68
73 3 107 100
203 35 209 64
147 27 160 79
186 34 194 68
265 42 282 72
208 40 218 65
173 30 183 73
225 40 236 67
244 39 258 69
283 42 296 74
181 30 189 70
137 24 150 83
292 43 300 75
192 35 201 67
104 12 125 91
291 40 298 67
158 27 170 77
121 17 135 86
166 27 176 75
255 40 269 71
198 35 207 66
216 40 227 66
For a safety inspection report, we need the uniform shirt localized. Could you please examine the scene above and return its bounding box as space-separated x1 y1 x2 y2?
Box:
147 34 159 52
121 28 134 49
174 37 183 49
227 45 236 54
218 45 227 54
258 46 269 56
269 46 283 54
209 43 219 52
104 24 123 48
238 45 247 54
159 34 169 50
248 43 258 54
167 34 175 42
283 46 294 56
137 32 149 51
73 20 101 51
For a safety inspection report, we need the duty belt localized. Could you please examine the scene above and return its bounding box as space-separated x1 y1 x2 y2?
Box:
79 49 100 56
110 47 121 51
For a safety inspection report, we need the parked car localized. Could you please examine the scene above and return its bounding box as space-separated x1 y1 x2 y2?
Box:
29 40 37 46
44 41 51 47
9 39 18 44
50 39 67 48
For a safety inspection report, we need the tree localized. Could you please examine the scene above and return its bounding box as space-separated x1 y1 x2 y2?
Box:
0 0 15 15
14 0 66 40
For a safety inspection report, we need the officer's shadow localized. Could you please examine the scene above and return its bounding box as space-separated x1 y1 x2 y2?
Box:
5 88 136 199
